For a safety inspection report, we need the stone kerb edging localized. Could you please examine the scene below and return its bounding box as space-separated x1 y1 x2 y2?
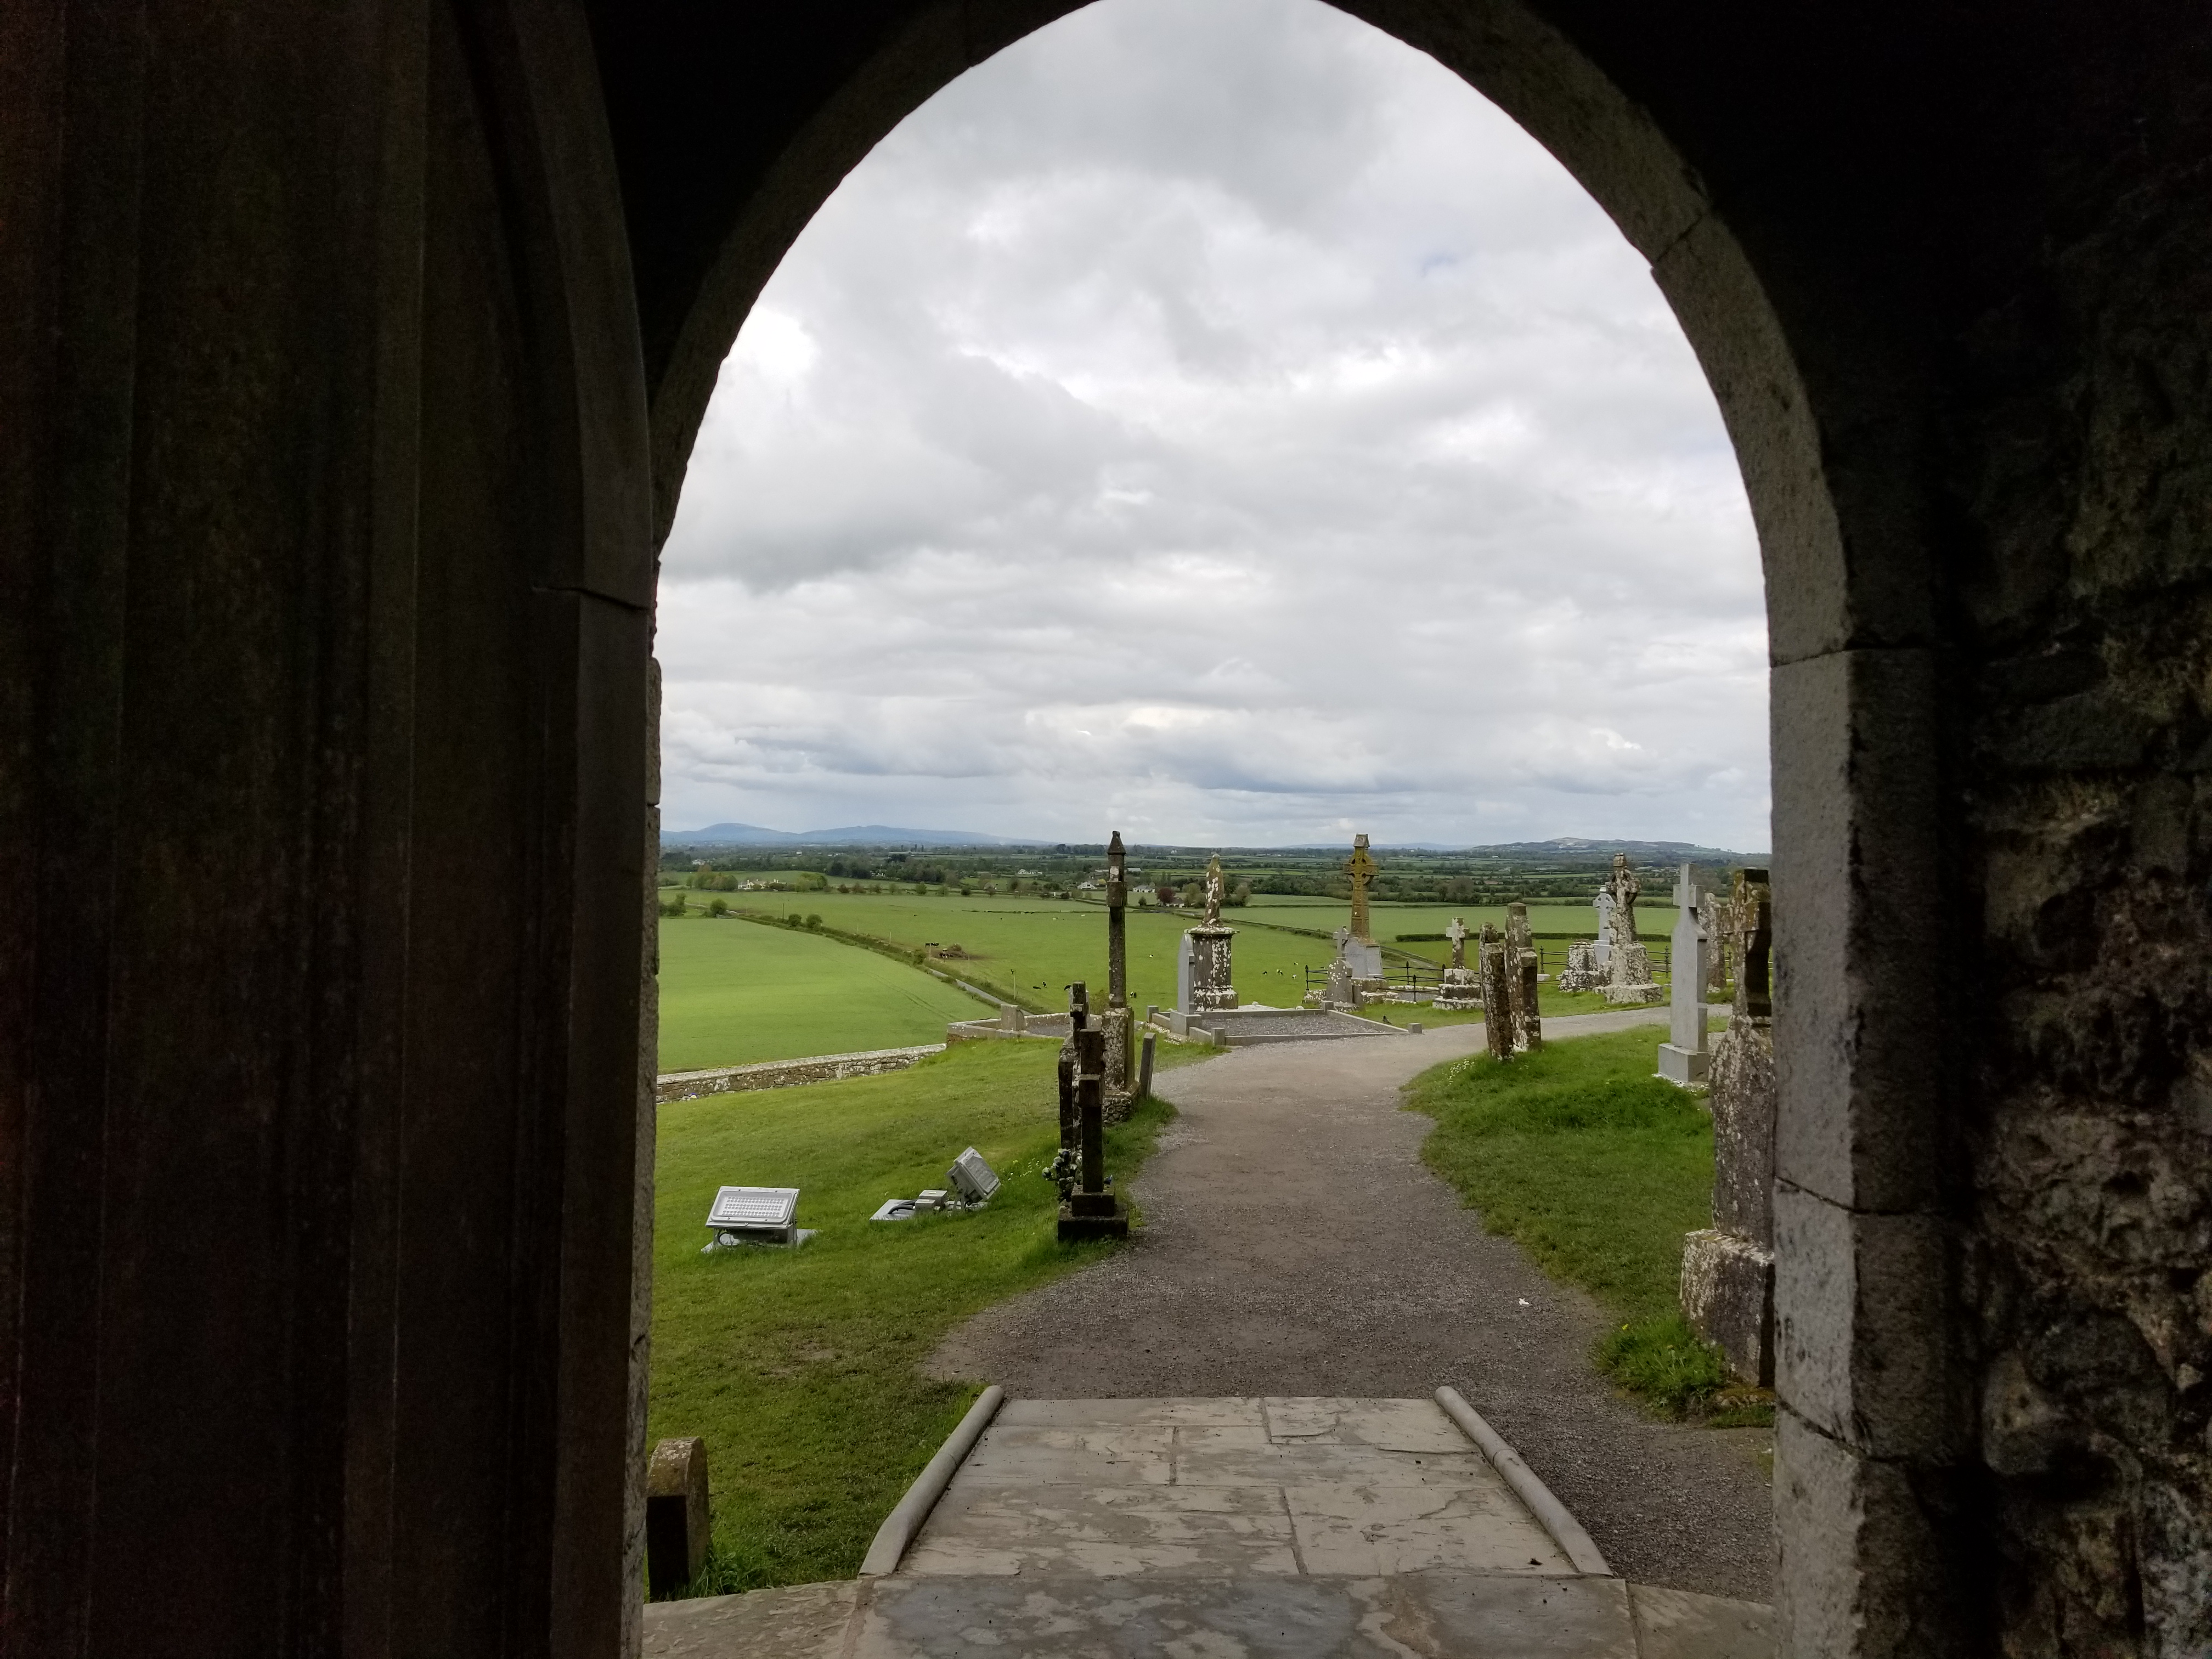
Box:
1435 1386 1614 1576
654 1044 944 1104
859 1385 1006 1576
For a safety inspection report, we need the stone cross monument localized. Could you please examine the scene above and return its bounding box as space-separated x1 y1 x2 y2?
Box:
1679 867 1776 1384
1177 855 1237 1014
1434 916 1480 1011
1102 832 1135 1123
1657 864 1711 1082
1601 853 1661 1005
1342 834 1386 992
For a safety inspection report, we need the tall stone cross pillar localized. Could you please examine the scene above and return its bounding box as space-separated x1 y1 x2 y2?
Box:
1680 868 1776 1384
1657 864 1711 1082
1102 832 1135 1123
1344 834 1386 993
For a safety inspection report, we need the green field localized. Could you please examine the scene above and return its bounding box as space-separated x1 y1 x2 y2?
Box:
1403 1028 1759 1420
698 890 1680 1019
647 1037 1212 1592
657 917 986 1072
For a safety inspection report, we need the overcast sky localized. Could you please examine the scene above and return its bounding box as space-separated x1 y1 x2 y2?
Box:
657 0 1769 851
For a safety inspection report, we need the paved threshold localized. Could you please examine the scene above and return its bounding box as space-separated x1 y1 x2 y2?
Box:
644 1396 1771 1657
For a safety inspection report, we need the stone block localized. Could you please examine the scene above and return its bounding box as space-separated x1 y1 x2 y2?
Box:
1769 648 1946 1215
645 1435 710 1596
1056 1200 1128 1242
1774 1408 1963 1659
1680 1229 1773 1385
1627 1584 1775 1659
1657 1042 1711 1084
1707 1017 1776 1243
1773 1184 1959 1460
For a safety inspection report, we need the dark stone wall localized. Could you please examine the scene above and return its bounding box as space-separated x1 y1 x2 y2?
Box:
1948 18 2212 1651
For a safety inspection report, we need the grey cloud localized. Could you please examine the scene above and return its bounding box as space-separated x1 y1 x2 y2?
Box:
656 0 1769 849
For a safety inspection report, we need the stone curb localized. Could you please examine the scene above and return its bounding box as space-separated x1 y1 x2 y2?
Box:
858 1386 1005 1577
1436 1386 1613 1577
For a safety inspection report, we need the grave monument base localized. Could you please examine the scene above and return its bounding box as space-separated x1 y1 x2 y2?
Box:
1656 1042 1711 1084
1680 1227 1774 1385
1057 1194 1130 1241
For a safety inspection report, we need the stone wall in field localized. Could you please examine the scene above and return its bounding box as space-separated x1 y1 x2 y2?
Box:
654 1045 944 1104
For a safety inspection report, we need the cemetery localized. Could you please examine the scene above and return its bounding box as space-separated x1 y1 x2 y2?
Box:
24 5 2206 1650
636 828 1789 1648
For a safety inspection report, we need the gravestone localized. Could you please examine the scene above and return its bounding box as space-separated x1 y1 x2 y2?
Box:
1507 901 1543 1052
1434 916 1481 1010
1057 1025 1128 1240
1180 855 1238 1014
1102 832 1135 1123
1657 864 1711 1083
646 1437 711 1597
1478 924 1514 1061
1600 853 1661 1005
1679 867 1776 1384
1556 887 1609 992
1342 834 1387 992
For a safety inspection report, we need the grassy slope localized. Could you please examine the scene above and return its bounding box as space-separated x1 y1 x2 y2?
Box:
713 890 1680 1020
1403 1028 1753 1417
722 891 1332 1014
648 1037 1214 1592
657 916 986 1072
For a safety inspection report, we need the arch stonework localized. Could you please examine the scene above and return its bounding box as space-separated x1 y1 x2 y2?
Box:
3 2 2208 1656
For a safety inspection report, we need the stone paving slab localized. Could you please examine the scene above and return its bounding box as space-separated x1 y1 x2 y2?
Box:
997 1395 1266 1428
642 1394 1774 1657
907 1397 1565 1582
899 1481 1301 1577
643 1575 1774 1659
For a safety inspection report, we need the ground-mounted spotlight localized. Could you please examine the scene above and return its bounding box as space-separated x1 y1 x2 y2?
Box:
702 1185 811 1250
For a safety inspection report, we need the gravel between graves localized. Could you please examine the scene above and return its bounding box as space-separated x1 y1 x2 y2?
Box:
925 1010 1776 1605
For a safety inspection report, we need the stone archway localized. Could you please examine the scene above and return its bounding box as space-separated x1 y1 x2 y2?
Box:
6 2 2208 1655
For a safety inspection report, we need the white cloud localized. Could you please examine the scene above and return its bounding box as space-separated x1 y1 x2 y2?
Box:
657 0 1769 850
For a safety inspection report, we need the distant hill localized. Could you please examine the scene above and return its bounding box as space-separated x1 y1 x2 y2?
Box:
662 821 1044 848
1278 837 1766 863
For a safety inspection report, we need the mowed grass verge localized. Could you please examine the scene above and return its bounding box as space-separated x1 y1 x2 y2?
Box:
648 1036 1213 1593
657 915 985 1072
1403 1029 1764 1422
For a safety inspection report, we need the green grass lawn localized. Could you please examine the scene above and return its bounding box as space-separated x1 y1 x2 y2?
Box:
713 891 1334 1015
696 889 1685 1021
657 916 987 1072
647 1037 1214 1593
1403 1028 1761 1420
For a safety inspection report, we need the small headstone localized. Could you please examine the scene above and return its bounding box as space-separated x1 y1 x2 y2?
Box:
646 1436 710 1596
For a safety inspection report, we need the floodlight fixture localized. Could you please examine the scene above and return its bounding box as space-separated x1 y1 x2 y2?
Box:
946 1148 1000 1207
704 1185 800 1248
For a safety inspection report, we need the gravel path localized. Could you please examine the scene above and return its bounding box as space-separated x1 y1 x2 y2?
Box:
926 1011 1775 1604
